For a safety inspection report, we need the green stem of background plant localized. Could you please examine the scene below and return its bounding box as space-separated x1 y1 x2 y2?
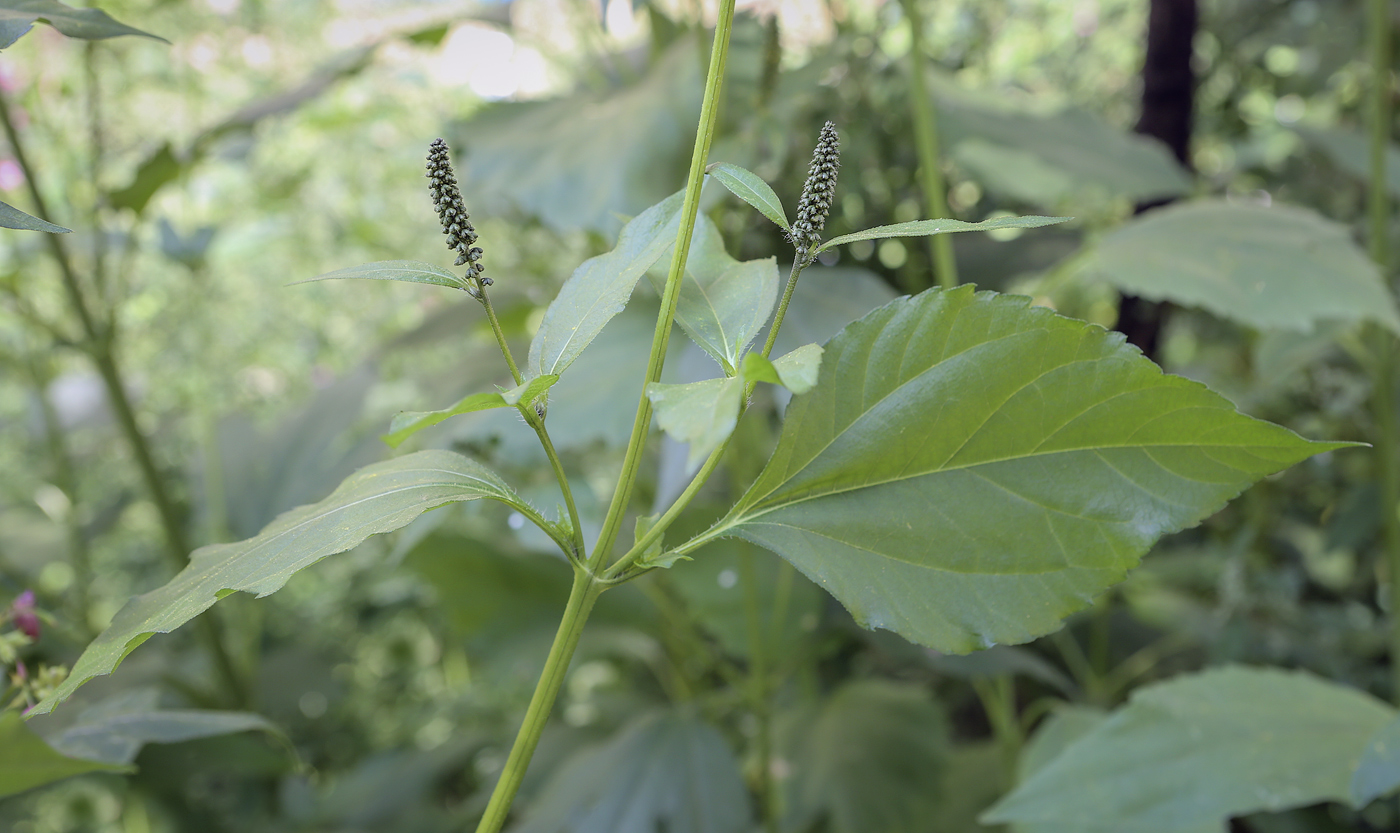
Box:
592 0 737 573
473 570 604 833
0 85 247 706
1366 0 1400 704
740 549 779 833
899 0 959 291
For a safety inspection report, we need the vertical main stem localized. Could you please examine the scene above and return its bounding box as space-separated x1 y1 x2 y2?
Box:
474 571 603 833
900 0 958 291
1367 0 1400 704
591 2 738 571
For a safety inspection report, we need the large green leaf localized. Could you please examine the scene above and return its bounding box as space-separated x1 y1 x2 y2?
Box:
0 710 128 798
297 260 468 291
983 666 1394 831
0 200 70 232
0 0 164 46
710 286 1348 652
43 689 279 765
32 450 528 714
814 215 1070 255
527 191 684 379
1079 200 1400 333
646 214 779 370
779 680 949 833
705 162 789 231
508 709 751 833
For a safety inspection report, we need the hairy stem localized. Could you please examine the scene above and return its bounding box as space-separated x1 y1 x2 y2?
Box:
592 0 738 572
900 0 958 290
474 570 604 833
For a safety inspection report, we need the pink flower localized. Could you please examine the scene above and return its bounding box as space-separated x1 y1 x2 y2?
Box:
10 590 38 639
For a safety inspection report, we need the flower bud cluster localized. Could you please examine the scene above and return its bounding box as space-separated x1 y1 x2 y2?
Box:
427 138 488 288
791 121 840 250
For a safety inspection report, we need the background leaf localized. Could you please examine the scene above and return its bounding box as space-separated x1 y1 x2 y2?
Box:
528 191 684 379
815 215 1070 254
296 260 466 291
719 286 1347 652
705 162 790 230
1351 715 1400 806
32 450 527 714
1078 200 1400 333
383 375 559 449
0 0 165 45
508 709 751 833
984 666 1394 831
0 711 128 799
0 200 69 232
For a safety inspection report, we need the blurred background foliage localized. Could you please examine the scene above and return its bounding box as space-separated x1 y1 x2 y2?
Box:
0 0 1396 831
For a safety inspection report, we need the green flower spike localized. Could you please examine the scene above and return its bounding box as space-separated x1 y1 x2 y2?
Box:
791 120 840 253
426 138 488 293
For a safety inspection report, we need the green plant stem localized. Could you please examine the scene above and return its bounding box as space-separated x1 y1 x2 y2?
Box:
479 287 523 386
740 550 778 833
474 570 604 833
899 0 958 291
592 0 737 573
1367 0 1400 704
523 412 586 560
27 352 92 626
0 85 246 705
759 256 808 361
604 441 727 581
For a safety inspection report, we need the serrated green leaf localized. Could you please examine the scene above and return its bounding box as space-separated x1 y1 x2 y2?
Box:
295 260 467 291
814 215 1070 254
705 162 789 230
44 689 280 765
646 375 743 473
509 709 751 833
0 0 165 45
1352 715 1400 806
647 214 779 370
1078 200 1400 334
0 200 70 232
31 450 527 714
382 375 559 448
741 343 823 394
983 666 1394 831
779 680 949 833
715 286 1351 652
528 191 685 379
0 711 128 798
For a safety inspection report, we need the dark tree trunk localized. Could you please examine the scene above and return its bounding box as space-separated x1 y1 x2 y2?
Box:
1119 0 1198 359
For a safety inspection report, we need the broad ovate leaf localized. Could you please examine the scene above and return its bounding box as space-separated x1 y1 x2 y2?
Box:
741 343 823 394
1079 200 1400 333
647 214 779 370
528 190 684 379
0 711 128 798
646 376 743 472
714 286 1350 652
0 0 165 46
32 450 528 714
814 214 1070 254
509 709 751 833
0 200 70 232
383 375 559 448
295 260 467 291
983 666 1394 831
705 162 789 231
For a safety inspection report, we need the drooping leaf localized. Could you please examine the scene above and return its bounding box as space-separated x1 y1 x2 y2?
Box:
814 215 1070 255
43 689 279 765
528 191 685 379
740 343 823 394
779 680 949 833
646 375 744 472
508 709 751 833
0 0 165 45
0 200 70 232
295 260 467 291
983 666 1394 831
1352 715 1400 806
32 450 530 714
646 214 779 370
713 286 1350 652
0 710 128 799
705 162 789 231
383 375 559 448
1293 125 1400 199
108 142 181 214
1078 200 1400 333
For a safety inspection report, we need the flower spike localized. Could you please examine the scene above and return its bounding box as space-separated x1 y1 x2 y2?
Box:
791 121 840 252
426 138 489 293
